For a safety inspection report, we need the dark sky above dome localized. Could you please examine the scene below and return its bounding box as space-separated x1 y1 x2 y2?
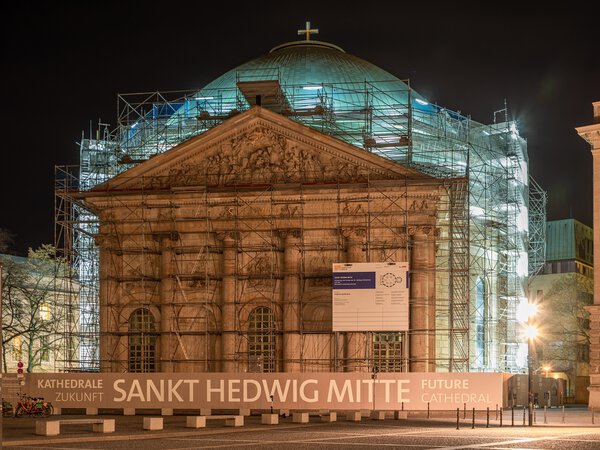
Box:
2 2 599 255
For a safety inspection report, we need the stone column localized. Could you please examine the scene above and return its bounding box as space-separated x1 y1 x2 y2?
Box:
342 227 368 372
280 229 302 372
159 232 178 372
96 234 117 372
576 101 600 407
218 232 237 373
409 226 436 372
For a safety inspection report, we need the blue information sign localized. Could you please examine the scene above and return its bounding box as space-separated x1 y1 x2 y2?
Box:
332 272 376 289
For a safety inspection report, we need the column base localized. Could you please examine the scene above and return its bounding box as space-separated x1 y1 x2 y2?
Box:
588 375 600 409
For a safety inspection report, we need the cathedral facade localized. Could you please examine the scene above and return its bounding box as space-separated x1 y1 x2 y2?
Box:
62 35 536 374
82 107 443 373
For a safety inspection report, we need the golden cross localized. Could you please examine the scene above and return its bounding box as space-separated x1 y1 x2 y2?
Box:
298 21 319 41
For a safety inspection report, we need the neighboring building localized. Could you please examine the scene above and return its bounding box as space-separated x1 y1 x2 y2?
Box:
528 219 594 403
0 252 79 373
577 101 600 408
545 219 594 279
56 32 545 374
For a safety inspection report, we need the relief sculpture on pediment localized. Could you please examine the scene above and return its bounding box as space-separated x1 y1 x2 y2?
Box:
157 126 380 187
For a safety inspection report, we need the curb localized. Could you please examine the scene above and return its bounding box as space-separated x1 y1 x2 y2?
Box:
3 422 318 447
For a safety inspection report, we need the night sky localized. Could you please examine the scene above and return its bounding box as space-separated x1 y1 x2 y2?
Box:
3 3 599 255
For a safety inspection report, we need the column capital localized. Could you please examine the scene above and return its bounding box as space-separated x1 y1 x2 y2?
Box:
586 305 600 314
151 231 180 242
340 227 367 241
576 125 600 150
94 234 118 249
215 231 239 242
278 228 302 240
407 225 438 237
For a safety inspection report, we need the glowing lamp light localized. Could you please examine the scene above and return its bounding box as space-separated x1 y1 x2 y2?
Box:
517 300 537 323
524 325 538 339
415 98 429 105
195 96 214 100
303 85 322 90
543 366 551 372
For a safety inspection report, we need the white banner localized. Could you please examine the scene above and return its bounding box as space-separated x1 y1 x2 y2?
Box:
22 372 504 410
332 262 409 331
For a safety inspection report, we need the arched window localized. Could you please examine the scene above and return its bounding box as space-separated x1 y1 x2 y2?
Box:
128 308 157 373
475 277 486 367
373 333 403 372
248 307 276 372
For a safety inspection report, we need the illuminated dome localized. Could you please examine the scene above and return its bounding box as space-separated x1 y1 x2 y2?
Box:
173 39 440 164
204 40 411 92
191 39 434 114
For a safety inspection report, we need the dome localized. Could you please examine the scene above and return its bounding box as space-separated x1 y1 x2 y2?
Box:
144 39 452 175
178 39 437 156
202 40 411 93
189 39 436 116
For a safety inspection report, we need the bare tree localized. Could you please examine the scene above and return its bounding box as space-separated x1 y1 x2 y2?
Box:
539 273 593 371
1 245 69 372
0 228 15 254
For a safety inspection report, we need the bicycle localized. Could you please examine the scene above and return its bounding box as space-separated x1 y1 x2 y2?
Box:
14 394 53 418
1 398 14 417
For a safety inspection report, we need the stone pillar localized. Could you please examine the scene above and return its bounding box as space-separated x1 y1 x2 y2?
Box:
96 234 116 372
576 101 600 407
342 227 368 372
159 232 177 372
219 232 237 372
280 229 302 372
409 226 436 372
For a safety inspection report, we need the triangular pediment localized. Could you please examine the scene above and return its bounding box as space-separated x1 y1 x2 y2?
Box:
93 107 428 191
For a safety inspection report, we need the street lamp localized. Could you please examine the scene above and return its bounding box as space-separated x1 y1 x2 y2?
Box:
525 317 538 427
543 366 551 378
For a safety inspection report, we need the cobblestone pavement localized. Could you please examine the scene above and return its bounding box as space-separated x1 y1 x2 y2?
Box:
3 407 600 449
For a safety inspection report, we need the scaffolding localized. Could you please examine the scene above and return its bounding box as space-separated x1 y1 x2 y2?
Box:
54 73 544 373
528 177 547 276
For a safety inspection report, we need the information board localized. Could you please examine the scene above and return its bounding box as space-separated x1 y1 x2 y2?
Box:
332 262 409 331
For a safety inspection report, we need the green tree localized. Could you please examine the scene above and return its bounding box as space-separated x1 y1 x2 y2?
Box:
1 245 70 372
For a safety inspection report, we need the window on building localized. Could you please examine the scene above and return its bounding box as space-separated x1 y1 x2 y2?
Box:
564 261 576 273
577 344 590 362
373 333 403 372
40 302 51 321
12 336 23 360
128 308 157 373
40 335 50 362
475 277 486 367
67 336 76 362
537 347 544 360
248 306 276 372
578 317 591 331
